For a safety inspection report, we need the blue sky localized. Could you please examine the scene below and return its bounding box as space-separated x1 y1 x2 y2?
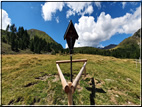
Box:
1 1 141 48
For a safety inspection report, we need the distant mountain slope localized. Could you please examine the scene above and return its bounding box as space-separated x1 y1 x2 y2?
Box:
109 28 141 58
103 44 117 49
28 29 63 52
28 29 54 43
114 28 141 49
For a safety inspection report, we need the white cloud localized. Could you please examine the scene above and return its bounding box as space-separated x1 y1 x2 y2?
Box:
56 16 59 23
66 2 93 18
66 2 89 13
41 2 64 21
97 44 104 48
41 2 94 22
65 43 68 48
41 2 93 21
66 9 76 18
72 5 141 48
94 2 101 9
122 2 126 9
0 9 11 30
82 5 94 16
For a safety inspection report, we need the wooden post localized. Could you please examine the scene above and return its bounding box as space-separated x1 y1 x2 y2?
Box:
67 82 74 105
72 62 87 91
56 64 69 93
70 54 73 82
84 66 86 77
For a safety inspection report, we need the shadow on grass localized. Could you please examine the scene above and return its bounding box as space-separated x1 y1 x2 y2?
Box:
86 77 106 105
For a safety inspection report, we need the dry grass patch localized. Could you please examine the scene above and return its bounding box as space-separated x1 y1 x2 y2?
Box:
2 54 140 105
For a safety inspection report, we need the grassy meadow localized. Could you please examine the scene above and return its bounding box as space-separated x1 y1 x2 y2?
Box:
1 54 141 105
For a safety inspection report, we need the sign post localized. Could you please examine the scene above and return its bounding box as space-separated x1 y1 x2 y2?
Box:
70 36 73 82
70 53 72 82
64 20 79 82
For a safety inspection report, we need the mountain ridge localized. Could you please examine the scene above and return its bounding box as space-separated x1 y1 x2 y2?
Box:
27 29 63 53
114 28 141 49
102 44 117 49
27 29 61 45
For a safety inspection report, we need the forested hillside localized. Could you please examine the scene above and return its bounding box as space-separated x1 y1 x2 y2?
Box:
28 29 63 53
1 24 63 54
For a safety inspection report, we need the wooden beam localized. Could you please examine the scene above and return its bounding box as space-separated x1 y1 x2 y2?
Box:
67 82 74 105
56 59 87 64
72 62 87 92
56 64 69 93
84 66 86 77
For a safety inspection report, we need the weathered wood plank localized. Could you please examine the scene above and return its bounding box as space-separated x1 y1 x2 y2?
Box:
56 59 87 64
72 62 87 92
56 64 69 93
67 82 73 105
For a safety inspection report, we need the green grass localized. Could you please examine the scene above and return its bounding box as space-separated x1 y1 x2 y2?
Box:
2 54 141 105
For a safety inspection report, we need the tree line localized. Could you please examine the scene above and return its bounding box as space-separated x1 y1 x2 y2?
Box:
2 24 56 54
2 24 30 51
30 35 51 53
63 45 140 59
